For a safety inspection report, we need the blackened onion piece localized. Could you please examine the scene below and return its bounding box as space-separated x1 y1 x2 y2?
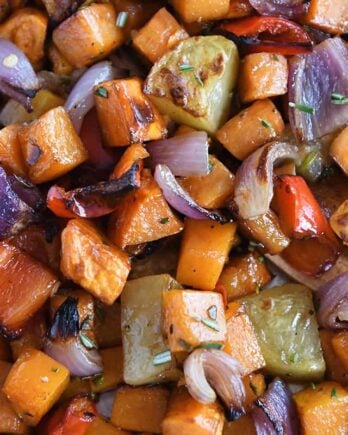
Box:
316 272 348 330
288 37 348 142
249 0 306 19
252 378 300 435
49 296 79 340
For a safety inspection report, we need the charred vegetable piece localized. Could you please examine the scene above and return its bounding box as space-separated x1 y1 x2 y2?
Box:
0 124 26 176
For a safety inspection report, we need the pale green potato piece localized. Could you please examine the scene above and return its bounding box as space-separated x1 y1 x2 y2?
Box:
121 274 182 386
143 35 239 135
242 284 325 381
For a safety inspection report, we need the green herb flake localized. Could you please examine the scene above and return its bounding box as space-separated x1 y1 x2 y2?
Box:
179 64 194 72
310 382 316 390
95 86 108 98
194 72 204 87
207 305 217 320
331 93 348 105
198 343 223 350
93 373 104 386
249 382 258 396
208 157 215 173
258 256 265 264
79 332 97 350
160 217 169 224
272 54 280 61
51 367 60 373
289 353 299 363
201 318 220 332
116 11 128 28
289 102 315 115
153 350 172 366
260 118 274 132
331 388 338 398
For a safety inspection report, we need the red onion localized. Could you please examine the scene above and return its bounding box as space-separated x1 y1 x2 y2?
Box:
154 164 228 222
0 38 40 111
252 378 300 435
249 0 307 19
147 132 209 177
316 272 348 330
96 390 116 419
233 142 298 219
289 37 348 142
65 61 114 132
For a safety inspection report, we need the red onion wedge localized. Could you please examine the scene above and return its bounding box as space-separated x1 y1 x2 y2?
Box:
147 132 209 177
233 142 298 220
316 272 348 330
289 37 348 142
249 0 307 19
154 164 228 223
0 39 40 111
252 378 300 435
65 61 114 133
96 390 116 419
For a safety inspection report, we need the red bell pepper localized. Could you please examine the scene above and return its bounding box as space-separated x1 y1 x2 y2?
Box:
219 16 313 55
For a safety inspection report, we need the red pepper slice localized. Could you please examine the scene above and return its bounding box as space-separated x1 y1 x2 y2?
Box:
219 16 313 55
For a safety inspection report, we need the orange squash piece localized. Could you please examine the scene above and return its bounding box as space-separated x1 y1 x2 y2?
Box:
216 99 285 160
61 219 130 305
243 373 266 411
319 330 347 386
111 385 170 433
223 415 256 435
162 386 224 435
332 332 348 372
3 349 70 426
90 346 123 393
108 170 183 248
0 123 27 176
304 0 348 35
226 0 253 18
110 143 149 180
176 219 237 290
18 106 87 184
238 53 288 104
330 126 348 176
48 43 74 76
170 0 230 23
294 382 348 435
95 78 167 147
86 417 131 435
0 242 59 333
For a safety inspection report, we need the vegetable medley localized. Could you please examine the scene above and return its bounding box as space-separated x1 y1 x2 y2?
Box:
0 0 347 433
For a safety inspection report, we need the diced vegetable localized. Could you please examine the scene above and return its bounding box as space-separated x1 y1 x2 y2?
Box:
144 35 239 135
224 301 265 375
121 274 182 386
293 382 348 435
60 219 130 305
162 386 224 435
226 0 253 18
242 284 326 381
95 78 167 147
304 0 348 35
319 330 347 385
332 332 348 372
170 0 230 23
90 346 123 393
176 219 237 290
330 126 348 176
111 385 170 433
0 123 27 176
18 106 87 184
48 43 74 76
243 373 266 411
163 289 227 352
53 4 124 68
216 99 285 160
95 302 122 349
110 143 149 180
330 199 348 245
223 415 256 435
86 417 131 435
3 349 69 426
238 52 288 104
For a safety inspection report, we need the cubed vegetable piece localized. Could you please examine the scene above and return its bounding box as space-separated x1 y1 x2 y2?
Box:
330 200 348 245
111 385 170 433
242 284 325 381
0 361 28 434
216 99 285 160
223 415 256 435
95 78 167 147
319 330 347 385
294 382 348 435
108 170 183 248
304 0 348 35
53 4 124 68
176 219 237 290
86 416 131 435
163 289 226 352
144 36 239 135
0 242 59 332
216 252 271 302
238 53 288 104
162 386 224 435
90 346 123 393
133 8 188 63
121 274 182 386
332 332 348 372
3 349 69 426
243 373 266 410
0 123 27 176
179 155 235 209
170 0 230 23
226 0 253 18
60 219 130 305
48 43 74 76
110 143 149 180
330 126 348 176
0 7 48 69
224 302 265 375
18 106 87 184
95 302 122 348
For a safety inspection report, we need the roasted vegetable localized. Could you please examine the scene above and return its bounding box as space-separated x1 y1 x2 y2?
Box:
304 0 348 34
90 346 123 393
86 416 131 435
170 0 230 23
319 330 347 385
0 123 26 176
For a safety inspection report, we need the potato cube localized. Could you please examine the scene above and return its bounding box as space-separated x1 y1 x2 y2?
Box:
163 289 226 352
2 349 69 426
170 0 230 23
0 123 27 176
18 106 87 184
60 219 130 305
53 4 124 68
90 346 123 393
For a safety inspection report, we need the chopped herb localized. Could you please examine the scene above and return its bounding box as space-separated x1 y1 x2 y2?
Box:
179 64 194 72
178 339 191 351
194 72 204 87
51 367 60 373
208 157 215 173
249 382 258 396
153 350 172 366
81 315 92 330
95 86 108 98
79 332 97 349
290 353 299 363
258 256 265 264
248 240 264 252
207 305 217 320
310 382 316 390
272 54 279 61
331 92 348 105
201 318 220 331
260 118 274 132
198 343 223 350
160 217 169 224
93 373 104 386
116 11 128 28
289 102 315 115
331 388 338 398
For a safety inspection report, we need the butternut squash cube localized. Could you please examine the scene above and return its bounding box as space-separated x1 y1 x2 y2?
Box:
330 126 348 176
86 416 131 435
176 219 237 290
243 373 266 410
304 0 348 35
60 219 130 305
170 0 230 23
133 8 188 63
111 385 170 433
332 332 348 372
226 0 253 18
53 4 124 68
319 330 347 385
48 43 74 76
18 106 87 184
238 53 288 104
90 346 123 393
162 386 224 435
0 123 27 176
163 289 226 352
2 349 70 426
330 199 348 246
95 78 167 147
